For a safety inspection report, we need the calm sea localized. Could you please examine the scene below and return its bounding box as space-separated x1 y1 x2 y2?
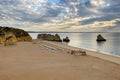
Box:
29 32 120 57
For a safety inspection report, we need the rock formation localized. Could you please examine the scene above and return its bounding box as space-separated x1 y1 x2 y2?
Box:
54 34 62 42
37 34 62 42
0 26 32 44
0 33 5 44
4 32 17 46
63 36 70 42
96 34 106 42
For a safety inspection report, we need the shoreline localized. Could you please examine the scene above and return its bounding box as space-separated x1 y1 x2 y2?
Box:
29 32 120 57
40 40 120 64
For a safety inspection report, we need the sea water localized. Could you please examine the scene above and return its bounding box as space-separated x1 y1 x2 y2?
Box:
29 32 120 57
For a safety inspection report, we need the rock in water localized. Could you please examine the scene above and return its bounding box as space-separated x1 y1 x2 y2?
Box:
37 34 62 42
63 36 70 42
4 32 17 46
96 34 106 42
0 26 32 44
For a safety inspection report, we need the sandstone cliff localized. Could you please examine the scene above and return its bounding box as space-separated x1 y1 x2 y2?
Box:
0 26 32 44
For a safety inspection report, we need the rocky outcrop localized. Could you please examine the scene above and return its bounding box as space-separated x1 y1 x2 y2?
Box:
0 33 5 44
0 26 32 44
37 34 62 42
63 36 70 42
96 34 106 42
4 32 17 46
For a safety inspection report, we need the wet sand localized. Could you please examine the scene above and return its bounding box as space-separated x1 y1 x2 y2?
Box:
0 40 120 80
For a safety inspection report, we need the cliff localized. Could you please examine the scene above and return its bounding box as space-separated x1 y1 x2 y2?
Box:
0 26 32 44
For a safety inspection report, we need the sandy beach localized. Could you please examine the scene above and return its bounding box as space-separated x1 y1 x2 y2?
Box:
0 40 120 80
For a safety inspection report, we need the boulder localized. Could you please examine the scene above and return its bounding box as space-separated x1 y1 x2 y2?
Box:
96 34 106 42
37 34 62 42
0 26 32 44
63 36 70 42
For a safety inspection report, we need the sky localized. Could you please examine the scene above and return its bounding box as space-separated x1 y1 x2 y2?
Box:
0 0 120 32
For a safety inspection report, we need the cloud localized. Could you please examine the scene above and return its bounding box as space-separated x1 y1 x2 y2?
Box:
1 0 64 22
0 0 120 32
59 0 120 31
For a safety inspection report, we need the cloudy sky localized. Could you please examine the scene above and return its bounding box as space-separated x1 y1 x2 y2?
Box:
0 0 120 32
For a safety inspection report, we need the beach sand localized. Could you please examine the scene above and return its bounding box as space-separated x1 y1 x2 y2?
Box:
0 40 120 80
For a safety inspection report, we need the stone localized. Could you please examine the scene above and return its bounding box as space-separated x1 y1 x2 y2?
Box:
96 34 106 42
63 36 70 42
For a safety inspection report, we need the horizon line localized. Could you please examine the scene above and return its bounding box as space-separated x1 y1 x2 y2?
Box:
27 31 120 33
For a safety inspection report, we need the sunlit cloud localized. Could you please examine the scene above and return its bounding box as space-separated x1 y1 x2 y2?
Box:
0 0 120 32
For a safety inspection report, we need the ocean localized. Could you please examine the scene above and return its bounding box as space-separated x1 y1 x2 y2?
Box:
29 32 120 57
